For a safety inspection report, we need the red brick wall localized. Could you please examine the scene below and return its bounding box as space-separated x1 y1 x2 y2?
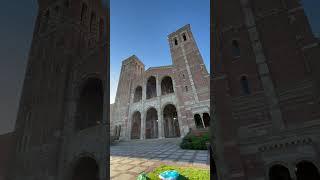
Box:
0 132 14 180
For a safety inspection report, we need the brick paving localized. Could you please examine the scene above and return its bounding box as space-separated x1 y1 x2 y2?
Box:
110 138 209 179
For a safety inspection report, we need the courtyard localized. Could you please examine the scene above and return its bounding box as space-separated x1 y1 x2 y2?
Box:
110 138 210 179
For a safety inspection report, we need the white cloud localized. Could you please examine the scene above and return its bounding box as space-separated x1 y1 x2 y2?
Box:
110 70 119 104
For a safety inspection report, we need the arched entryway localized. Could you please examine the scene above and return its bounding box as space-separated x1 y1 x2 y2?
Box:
146 108 158 139
72 157 99 180
269 164 292 180
203 113 210 127
163 104 180 138
194 114 203 128
296 161 320 180
75 78 103 131
161 76 174 95
146 76 157 99
131 112 141 139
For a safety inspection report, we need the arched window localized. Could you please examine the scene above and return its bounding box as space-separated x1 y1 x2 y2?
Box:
118 125 121 137
80 3 88 22
194 114 203 128
203 113 210 127
232 40 240 57
269 164 292 180
90 12 96 32
54 6 60 13
182 33 187 41
296 161 320 180
174 38 178 45
99 18 104 40
146 76 157 99
41 10 50 32
241 76 250 95
75 78 103 131
64 0 70 8
161 76 174 95
133 86 142 102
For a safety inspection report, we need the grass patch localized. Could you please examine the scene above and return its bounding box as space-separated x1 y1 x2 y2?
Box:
146 165 210 180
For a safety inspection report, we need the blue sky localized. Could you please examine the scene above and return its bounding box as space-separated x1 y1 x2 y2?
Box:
110 0 210 103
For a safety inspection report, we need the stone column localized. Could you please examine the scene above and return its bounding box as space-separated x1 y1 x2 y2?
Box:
201 113 206 128
157 108 164 139
140 111 145 139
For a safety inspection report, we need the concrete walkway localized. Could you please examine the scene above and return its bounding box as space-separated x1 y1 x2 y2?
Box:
110 138 209 179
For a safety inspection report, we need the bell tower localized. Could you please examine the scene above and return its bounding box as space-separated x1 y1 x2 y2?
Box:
9 0 108 180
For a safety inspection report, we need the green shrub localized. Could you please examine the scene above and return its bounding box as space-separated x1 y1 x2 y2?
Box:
180 132 209 150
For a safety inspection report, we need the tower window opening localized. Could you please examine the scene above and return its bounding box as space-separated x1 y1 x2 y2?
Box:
41 10 50 32
174 38 178 45
80 3 87 22
182 33 187 41
232 40 240 58
90 12 96 32
99 18 104 40
241 76 250 95
64 0 69 8
55 6 60 13
185 86 188 92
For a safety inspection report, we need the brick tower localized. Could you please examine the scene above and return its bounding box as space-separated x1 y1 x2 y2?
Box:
212 0 320 179
168 24 210 135
8 0 108 180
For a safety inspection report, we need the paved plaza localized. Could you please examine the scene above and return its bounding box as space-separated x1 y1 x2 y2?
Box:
110 138 210 179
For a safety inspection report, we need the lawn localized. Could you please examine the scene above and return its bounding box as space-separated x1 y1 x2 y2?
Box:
146 164 210 180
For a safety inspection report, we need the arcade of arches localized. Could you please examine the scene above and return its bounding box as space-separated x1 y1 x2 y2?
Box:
75 78 103 131
134 76 175 103
72 157 99 180
269 161 320 180
130 104 181 139
194 113 210 129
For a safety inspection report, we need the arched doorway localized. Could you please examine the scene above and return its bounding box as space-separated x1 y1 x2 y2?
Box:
72 157 99 180
296 161 320 180
163 104 180 138
161 76 174 95
146 108 158 139
203 113 210 127
146 76 157 99
194 114 203 128
131 112 141 139
269 164 292 180
75 78 103 131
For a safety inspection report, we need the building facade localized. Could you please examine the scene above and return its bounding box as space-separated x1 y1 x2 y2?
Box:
111 25 210 140
212 0 320 179
8 0 109 180
0 133 14 180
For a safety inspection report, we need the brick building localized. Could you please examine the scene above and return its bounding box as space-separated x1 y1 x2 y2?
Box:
0 133 14 180
212 0 320 179
110 25 210 140
8 0 109 180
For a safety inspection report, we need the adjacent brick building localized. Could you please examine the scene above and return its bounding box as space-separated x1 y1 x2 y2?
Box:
0 133 14 180
110 25 210 140
212 0 320 179
8 0 109 180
